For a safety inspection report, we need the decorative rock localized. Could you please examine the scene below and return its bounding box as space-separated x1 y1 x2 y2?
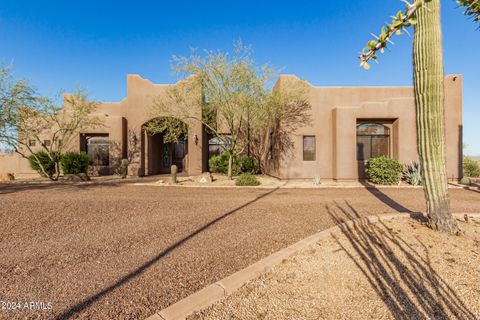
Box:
197 172 213 184
0 172 15 181
64 173 91 182
155 179 166 185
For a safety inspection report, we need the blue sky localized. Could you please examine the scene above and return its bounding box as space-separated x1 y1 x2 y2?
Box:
1 0 479 155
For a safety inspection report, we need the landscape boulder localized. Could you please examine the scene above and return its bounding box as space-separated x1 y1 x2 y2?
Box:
0 172 15 182
63 173 91 182
197 172 213 184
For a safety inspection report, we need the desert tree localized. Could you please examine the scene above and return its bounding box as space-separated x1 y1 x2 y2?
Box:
359 0 479 233
0 66 38 152
1 67 103 180
249 79 312 172
109 128 142 177
149 42 274 178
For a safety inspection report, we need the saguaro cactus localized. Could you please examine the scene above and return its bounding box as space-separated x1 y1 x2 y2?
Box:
413 0 458 233
358 0 473 233
171 164 178 184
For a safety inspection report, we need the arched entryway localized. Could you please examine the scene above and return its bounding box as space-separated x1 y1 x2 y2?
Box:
142 117 188 175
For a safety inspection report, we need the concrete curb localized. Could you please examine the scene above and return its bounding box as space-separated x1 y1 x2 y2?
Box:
130 182 470 190
147 212 480 320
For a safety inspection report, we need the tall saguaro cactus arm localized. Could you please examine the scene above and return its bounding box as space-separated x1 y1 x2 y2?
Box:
360 0 479 69
359 0 429 69
458 0 480 22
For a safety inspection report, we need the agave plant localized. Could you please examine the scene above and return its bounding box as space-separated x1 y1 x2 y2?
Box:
403 161 422 186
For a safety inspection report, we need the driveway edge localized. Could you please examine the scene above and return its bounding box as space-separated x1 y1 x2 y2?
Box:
147 212 480 320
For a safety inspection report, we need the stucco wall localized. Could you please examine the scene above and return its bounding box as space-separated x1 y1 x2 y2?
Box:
0 153 37 178
90 75 205 176
2 73 463 181
273 74 462 181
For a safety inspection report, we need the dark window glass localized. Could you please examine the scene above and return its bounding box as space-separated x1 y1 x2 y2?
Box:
208 136 232 159
174 141 185 160
268 132 274 160
44 140 51 147
82 134 109 166
28 140 36 147
303 136 316 161
356 123 390 161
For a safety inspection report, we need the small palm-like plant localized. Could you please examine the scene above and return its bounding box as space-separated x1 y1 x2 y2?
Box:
403 161 423 186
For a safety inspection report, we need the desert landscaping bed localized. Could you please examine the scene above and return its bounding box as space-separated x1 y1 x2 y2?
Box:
0 184 479 319
191 216 480 320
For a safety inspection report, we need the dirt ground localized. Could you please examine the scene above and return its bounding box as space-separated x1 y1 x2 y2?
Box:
192 217 480 320
0 182 479 319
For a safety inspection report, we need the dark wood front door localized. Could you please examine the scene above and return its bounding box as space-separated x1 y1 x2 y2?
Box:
161 141 186 172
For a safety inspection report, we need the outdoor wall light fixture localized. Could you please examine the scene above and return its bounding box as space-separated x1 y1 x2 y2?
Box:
193 134 198 145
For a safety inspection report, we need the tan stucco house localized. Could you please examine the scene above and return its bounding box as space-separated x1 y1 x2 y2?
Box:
0 73 463 181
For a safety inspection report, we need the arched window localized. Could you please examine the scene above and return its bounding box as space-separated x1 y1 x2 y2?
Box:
208 135 233 159
356 122 390 161
81 134 110 166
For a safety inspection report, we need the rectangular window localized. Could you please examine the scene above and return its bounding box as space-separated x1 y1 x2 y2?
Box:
28 139 36 147
44 140 51 147
303 136 316 161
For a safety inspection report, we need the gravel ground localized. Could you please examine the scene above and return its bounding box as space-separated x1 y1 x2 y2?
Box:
192 216 480 320
0 183 479 319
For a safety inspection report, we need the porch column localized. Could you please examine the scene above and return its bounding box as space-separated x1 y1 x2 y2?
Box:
187 120 204 175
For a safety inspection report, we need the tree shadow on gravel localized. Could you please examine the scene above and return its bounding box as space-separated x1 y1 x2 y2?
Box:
359 181 413 213
55 187 279 320
448 182 480 194
0 180 129 195
327 202 476 320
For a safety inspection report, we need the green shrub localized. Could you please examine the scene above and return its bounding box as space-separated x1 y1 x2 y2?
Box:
239 156 260 174
209 153 239 175
403 161 423 186
235 173 260 186
367 156 403 185
463 157 480 177
460 177 471 186
61 152 89 174
208 152 260 176
28 151 61 178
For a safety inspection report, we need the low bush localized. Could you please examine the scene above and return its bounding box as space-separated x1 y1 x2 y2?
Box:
239 156 260 174
61 152 89 174
209 153 240 175
403 161 422 186
235 173 260 186
367 156 403 185
28 151 61 178
463 157 480 177
208 152 260 176
460 177 471 186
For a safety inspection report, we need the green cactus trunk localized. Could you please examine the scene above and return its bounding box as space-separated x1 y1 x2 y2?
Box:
413 0 458 233
171 164 178 184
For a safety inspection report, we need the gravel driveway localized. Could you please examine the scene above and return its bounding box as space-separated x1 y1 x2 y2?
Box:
0 183 478 319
